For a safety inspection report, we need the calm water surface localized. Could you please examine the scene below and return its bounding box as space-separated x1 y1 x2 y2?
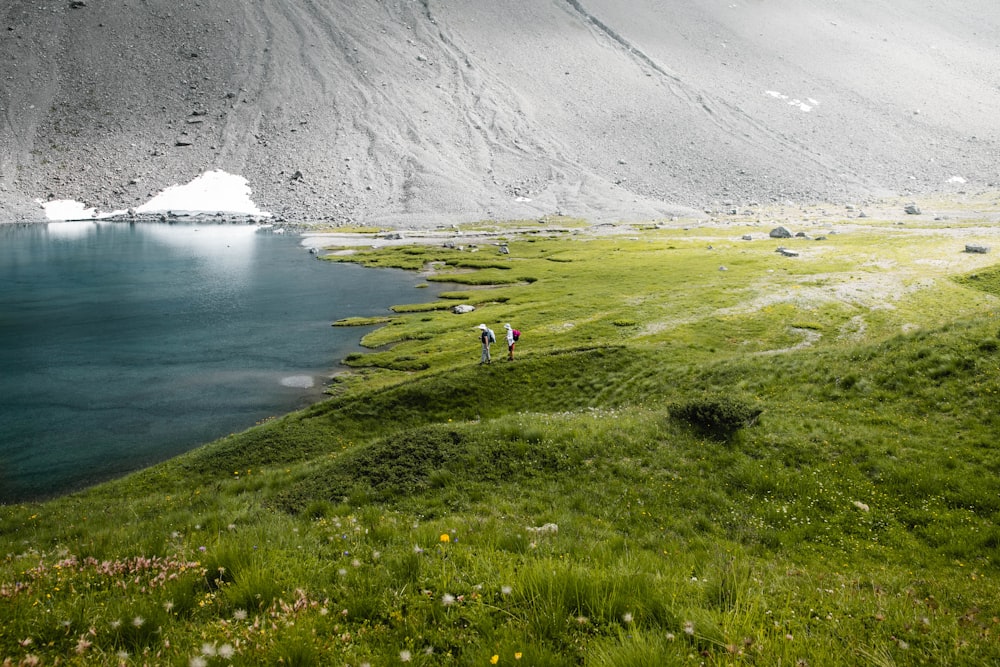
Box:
0 221 435 502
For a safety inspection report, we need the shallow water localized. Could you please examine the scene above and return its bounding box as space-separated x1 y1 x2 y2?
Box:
0 221 435 502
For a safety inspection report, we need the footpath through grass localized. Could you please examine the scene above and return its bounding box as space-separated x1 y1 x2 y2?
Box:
3 206 1000 665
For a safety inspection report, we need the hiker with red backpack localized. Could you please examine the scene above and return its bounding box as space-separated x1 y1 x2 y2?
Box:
504 323 521 361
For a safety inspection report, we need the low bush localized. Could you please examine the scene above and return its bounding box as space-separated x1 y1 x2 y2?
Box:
669 394 762 440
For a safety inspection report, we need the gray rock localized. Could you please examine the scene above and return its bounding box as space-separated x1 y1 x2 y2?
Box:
769 226 792 238
964 244 990 254
904 204 921 215
452 304 475 314
775 247 799 257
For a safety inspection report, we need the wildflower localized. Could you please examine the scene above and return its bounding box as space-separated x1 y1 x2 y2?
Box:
198 546 207 553
683 620 695 635
164 600 175 612
515 652 523 660
338 568 348 576
352 558 361 568
440 533 451 543
75 636 92 654
442 593 456 606
665 632 676 641
576 616 589 625
400 649 412 662
190 657 208 667
785 633 794 641
413 545 424 554
201 643 217 656
132 616 145 627
501 585 512 596
622 612 633 624
218 644 235 659
491 655 500 664
233 609 248 621
852 500 870 512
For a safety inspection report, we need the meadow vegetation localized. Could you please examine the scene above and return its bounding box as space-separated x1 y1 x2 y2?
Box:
3 198 1000 665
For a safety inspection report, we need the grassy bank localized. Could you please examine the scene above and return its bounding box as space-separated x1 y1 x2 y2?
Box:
3 203 1000 665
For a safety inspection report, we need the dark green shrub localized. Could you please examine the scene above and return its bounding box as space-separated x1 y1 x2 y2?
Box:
669 394 762 440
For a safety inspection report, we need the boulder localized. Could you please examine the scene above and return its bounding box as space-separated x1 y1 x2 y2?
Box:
775 247 799 257
904 204 921 215
452 304 475 314
769 226 792 238
964 244 990 254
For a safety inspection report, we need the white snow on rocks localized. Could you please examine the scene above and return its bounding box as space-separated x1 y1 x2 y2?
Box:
135 170 270 217
765 90 820 113
38 170 269 221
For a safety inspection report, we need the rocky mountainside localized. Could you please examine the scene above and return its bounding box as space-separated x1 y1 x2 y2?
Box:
1 0 997 225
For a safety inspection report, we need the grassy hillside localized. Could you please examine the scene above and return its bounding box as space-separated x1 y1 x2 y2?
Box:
3 205 1000 665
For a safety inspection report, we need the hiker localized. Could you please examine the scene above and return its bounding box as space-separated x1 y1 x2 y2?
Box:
477 323 494 364
504 322 519 361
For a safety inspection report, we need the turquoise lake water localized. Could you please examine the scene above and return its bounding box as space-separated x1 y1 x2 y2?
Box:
0 221 435 502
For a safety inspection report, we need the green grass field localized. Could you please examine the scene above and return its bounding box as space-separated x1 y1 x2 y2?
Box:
3 198 1000 665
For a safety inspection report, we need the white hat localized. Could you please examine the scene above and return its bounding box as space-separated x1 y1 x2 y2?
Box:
504 323 511 329
478 323 488 330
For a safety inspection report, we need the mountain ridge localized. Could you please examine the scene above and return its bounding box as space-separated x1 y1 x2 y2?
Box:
1 0 997 225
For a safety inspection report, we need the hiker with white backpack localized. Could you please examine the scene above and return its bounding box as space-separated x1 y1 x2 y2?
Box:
477 323 495 365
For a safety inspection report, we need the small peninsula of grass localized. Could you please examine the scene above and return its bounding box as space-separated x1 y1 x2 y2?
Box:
3 197 1000 665
332 316 394 327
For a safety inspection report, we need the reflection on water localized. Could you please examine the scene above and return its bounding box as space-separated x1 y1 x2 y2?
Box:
0 222 436 502
141 223 261 281
44 220 98 239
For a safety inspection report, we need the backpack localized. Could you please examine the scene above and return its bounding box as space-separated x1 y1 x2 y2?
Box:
512 329 520 342
487 328 496 343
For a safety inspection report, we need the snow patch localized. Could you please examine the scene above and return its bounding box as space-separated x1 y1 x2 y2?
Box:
136 170 270 216
765 90 818 113
38 169 270 220
37 200 125 221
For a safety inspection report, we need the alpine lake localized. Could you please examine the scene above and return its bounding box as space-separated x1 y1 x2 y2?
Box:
0 220 441 503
